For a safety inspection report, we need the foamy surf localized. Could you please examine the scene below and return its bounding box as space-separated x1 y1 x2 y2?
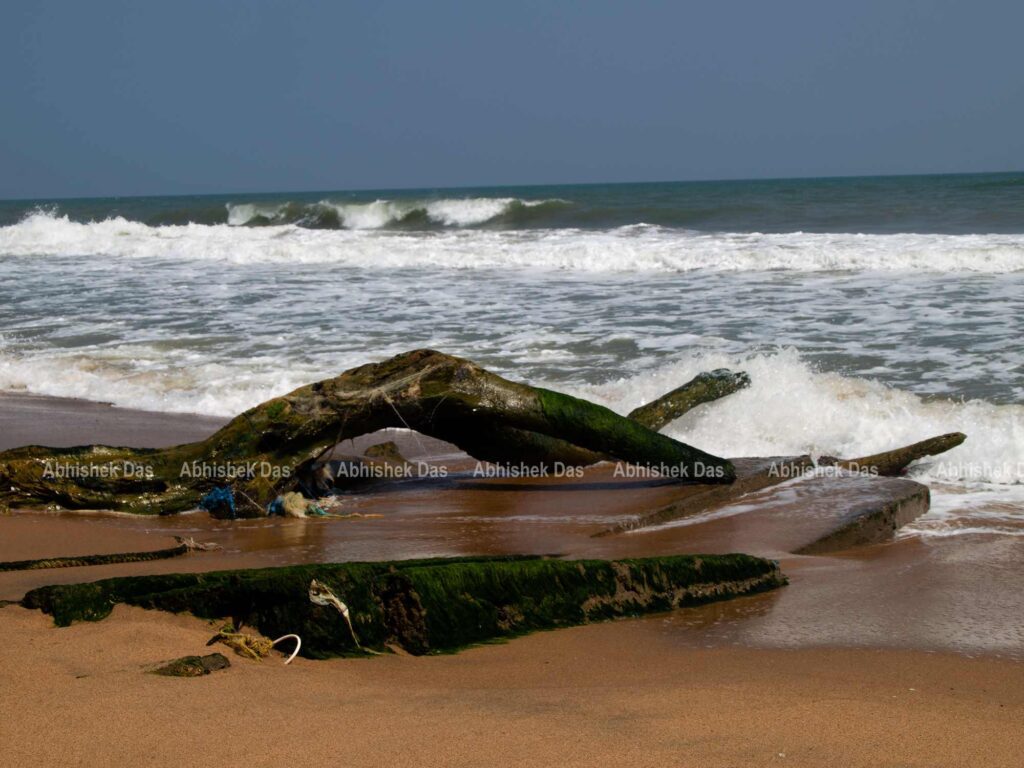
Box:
2 176 1022 543
0 344 1019 539
4 211 1024 272
584 350 1024 539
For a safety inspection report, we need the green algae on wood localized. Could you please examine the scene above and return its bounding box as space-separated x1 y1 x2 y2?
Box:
21 554 785 657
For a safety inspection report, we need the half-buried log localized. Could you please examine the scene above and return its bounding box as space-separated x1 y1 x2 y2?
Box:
21 554 786 655
819 432 966 476
0 350 735 516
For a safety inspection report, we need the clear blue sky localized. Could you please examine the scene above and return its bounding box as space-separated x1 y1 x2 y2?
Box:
3 0 1022 199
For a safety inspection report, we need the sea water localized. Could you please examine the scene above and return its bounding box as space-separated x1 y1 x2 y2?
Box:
1 173 1021 538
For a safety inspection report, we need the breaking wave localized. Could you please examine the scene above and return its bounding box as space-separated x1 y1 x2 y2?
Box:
584 350 1024 539
584 349 1024 486
4 211 1024 272
224 197 570 229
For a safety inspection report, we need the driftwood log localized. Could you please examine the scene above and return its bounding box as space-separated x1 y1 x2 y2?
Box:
819 432 966 477
0 350 738 515
0 349 966 519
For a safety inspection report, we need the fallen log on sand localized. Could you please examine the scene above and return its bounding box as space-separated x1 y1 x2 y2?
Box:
21 554 786 655
0 543 188 572
0 348 966 522
0 350 736 515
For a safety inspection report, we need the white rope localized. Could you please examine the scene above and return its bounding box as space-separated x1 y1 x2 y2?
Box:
271 633 302 665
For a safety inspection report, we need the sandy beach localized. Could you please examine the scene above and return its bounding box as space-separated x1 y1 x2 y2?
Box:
2 394 1022 766
3 602 1022 768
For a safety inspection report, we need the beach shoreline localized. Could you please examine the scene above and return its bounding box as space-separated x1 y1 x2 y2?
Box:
3 392 1022 657
2 391 1023 766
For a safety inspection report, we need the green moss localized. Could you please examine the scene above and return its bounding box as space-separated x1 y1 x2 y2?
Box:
22 554 784 656
535 387 736 482
264 401 287 421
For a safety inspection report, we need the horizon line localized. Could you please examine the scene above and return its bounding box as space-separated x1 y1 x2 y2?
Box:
2 167 1021 205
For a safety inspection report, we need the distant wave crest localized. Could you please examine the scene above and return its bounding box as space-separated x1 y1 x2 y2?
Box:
223 197 571 229
4 210 1024 272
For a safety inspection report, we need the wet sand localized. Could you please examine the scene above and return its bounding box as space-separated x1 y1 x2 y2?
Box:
0 391 226 449
2 393 1023 765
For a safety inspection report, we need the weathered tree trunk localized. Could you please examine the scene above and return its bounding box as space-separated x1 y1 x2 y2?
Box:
819 432 966 476
0 350 736 515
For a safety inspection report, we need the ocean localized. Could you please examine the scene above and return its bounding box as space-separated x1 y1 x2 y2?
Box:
1 172 1022 539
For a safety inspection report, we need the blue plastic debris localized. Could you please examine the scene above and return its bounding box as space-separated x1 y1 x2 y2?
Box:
198 485 236 519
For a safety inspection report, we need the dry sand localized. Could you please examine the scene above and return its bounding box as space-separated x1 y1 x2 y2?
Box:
2 602 1022 768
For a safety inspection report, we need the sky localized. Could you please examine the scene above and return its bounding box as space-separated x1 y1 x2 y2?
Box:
2 0 1022 199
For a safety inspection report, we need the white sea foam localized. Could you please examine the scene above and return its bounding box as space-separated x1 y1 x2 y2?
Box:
422 197 517 226
588 350 1020 482
1 210 1021 538
5 211 1024 271
581 349 1024 538
332 200 409 229
0 343 1020 537
0 349 318 416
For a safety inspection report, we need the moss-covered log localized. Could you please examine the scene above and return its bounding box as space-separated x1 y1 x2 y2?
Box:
819 432 966 476
0 350 734 515
21 554 785 656
433 367 751 471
